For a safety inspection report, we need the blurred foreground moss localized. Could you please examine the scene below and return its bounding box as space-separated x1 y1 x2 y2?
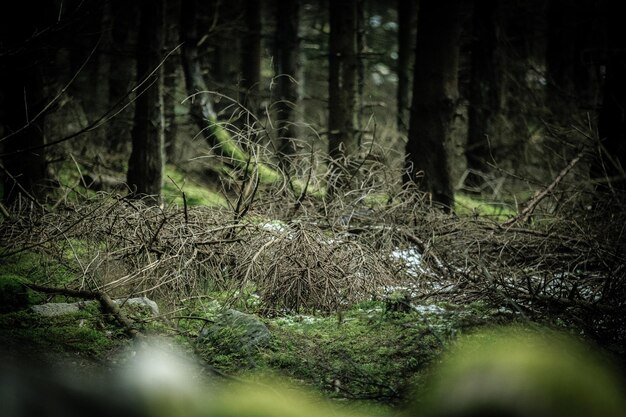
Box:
412 325 626 417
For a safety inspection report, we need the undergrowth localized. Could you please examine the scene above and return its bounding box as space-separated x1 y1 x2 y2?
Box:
0 120 624 408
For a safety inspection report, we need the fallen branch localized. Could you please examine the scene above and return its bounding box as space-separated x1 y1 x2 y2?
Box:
25 284 142 338
503 152 582 227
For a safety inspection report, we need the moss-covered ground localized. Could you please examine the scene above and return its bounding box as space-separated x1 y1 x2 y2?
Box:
1 167 622 413
0 240 520 409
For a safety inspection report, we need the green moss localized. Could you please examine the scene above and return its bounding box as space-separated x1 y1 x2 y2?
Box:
163 165 228 207
0 308 121 358
415 326 626 417
206 119 282 184
454 194 517 220
53 160 98 201
45 325 116 356
260 307 435 403
289 177 325 199
0 250 77 287
171 297 514 404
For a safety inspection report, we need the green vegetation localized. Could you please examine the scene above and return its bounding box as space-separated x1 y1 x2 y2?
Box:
207 118 282 184
415 326 626 417
0 306 123 358
169 295 520 405
53 159 99 201
0 175 622 414
163 165 229 207
264 301 520 403
0 250 76 288
454 193 517 220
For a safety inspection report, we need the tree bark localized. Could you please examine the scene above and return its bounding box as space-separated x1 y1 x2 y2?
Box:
164 0 182 162
465 0 500 189
546 0 601 122
404 0 462 210
108 0 139 152
275 0 300 171
92 1 113 147
328 0 358 191
0 1 50 204
180 0 216 127
396 0 416 133
355 0 366 146
595 2 626 193
126 0 165 204
240 0 262 113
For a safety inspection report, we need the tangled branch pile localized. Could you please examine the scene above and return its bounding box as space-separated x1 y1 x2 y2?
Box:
0 193 399 312
1 185 624 349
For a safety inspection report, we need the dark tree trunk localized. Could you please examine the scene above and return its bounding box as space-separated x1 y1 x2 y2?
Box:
126 0 165 204
180 0 216 126
465 0 500 189
92 1 113 147
328 0 358 190
108 0 139 152
275 0 300 170
404 0 462 210
164 0 182 162
240 0 262 113
595 2 626 192
355 0 366 146
0 1 50 204
210 2 241 108
396 0 416 132
546 0 601 122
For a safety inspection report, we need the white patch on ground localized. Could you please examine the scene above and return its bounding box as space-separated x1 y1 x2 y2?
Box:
413 304 446 315
275 314 321 326
391 247 426 277
259 221 288 234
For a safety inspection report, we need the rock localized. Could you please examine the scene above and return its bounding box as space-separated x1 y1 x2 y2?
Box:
199 309 271 355
31 297 159 317
31 301 84 317
118 297 159 316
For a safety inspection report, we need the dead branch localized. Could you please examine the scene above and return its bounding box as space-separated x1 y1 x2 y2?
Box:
25 283 142 338
503 152 582 227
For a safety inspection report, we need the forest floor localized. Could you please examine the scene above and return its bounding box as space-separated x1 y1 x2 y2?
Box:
1 164 625 414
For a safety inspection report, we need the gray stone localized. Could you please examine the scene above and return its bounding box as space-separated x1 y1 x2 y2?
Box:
31 297 159 317
31 301 85 317
199 309 271 354
117 297 159 316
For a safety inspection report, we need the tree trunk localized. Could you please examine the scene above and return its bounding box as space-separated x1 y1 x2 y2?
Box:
275 0 300 171
92 1 113 147
595 2 626 193
210 2 241 112
240 0 262 114
404 0 462 210
180 0 216 127
108 0 139 152
355 0 366 147
164 0 182 162
328 0 358 191
0 1 49 204
465 0 500 190
126 0 165 204
396 0 416 132
546 0 601 123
